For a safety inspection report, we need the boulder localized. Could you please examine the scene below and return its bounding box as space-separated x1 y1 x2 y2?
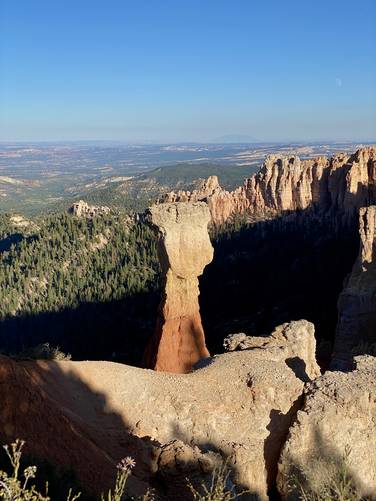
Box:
143 202 213 373
223 320 320 383
278 355 376 500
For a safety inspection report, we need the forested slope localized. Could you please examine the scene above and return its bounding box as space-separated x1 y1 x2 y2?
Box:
0 212 160 363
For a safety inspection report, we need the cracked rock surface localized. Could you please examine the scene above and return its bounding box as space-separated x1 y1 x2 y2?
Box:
0 320 319 499
278 355 376 499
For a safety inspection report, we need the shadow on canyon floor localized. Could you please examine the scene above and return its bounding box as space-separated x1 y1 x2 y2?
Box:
0 290 160 366
201 208 359 369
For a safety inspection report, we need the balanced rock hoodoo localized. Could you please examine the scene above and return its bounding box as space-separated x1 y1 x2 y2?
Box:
143 202 213 373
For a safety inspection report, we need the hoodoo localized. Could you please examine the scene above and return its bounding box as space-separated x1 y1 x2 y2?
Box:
332 205 376 369
143 202 213 373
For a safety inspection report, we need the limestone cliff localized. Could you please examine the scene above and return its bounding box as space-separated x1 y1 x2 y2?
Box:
143 202 213 373
332 205 376 369
161 147 376 226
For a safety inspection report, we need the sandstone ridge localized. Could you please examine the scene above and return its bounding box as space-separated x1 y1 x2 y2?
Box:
69 200 111 218
161 147 376 226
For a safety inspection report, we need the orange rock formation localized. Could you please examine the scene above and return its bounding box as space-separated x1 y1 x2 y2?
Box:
161 147 376 226
143 202 213 373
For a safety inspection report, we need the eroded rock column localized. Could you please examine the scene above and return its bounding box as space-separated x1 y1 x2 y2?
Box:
144 202 213 373
332 206 376 369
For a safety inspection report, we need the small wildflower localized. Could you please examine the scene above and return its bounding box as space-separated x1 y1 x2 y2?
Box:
117 457 136 472
24 465 37 479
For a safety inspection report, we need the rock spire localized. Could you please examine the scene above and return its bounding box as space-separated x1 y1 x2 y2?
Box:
143 202 213 373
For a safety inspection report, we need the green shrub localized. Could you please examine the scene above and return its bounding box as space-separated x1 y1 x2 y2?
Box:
12 343 72 361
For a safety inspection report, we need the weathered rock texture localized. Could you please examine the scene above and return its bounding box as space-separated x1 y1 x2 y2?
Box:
162 176 249 225
278 355 376 499
0 320 319 500
223 321 320 383
143 202 213 373
161 147 376 226
332 206 376 369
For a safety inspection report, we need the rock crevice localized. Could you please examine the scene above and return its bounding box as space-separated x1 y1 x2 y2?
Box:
278 355 376 499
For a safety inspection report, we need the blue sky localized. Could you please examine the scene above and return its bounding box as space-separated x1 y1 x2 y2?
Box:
1 0 375 142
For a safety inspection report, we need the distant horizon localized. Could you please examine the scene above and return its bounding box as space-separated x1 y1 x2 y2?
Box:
1 138 376 146
1 0 375 143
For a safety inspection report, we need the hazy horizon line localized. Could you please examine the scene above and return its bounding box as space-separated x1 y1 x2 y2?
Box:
1 138 376 146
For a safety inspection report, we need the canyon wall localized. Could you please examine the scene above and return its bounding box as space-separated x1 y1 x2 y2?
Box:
162 147 376 371
162 175 249 225
143 202 212 373
332 205 376 369
162 147 376 226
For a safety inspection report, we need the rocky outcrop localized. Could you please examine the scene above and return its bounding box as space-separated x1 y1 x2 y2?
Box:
223 320 320 382
278 355 376 499
69 200 110 217
161 147 376 226
162 176 249 225
0 320 320 500
143 202 213 373
332 205 376 369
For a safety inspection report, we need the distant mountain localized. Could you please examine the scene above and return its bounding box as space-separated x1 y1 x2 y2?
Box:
210 134 258 143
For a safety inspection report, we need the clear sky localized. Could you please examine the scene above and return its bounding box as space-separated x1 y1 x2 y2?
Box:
1 0 375 143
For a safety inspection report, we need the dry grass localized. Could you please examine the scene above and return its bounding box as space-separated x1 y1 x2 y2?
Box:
287 446 364 501
0 439 156 501
187 461 252 501
0 439 79 501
